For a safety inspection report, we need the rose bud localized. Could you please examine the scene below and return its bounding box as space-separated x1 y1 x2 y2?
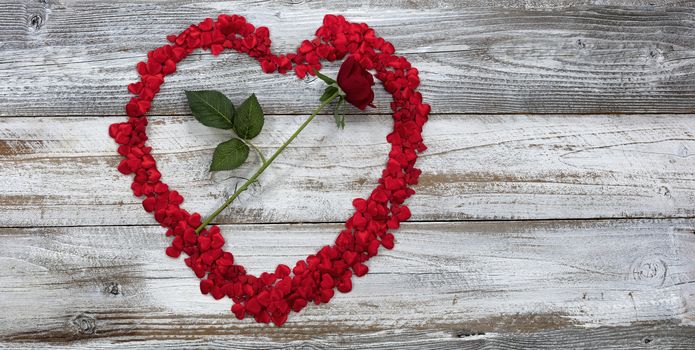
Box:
336 57 375 110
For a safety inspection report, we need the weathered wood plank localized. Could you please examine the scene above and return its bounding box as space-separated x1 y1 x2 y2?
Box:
1 1 694 116
1 114 694 227
1 1 693 348
1 324 695 350
0 219 693 346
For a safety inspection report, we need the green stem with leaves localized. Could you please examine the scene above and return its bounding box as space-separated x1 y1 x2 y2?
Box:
195 91 341 233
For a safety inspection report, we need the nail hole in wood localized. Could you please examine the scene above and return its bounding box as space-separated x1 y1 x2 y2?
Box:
29 14 44 30
455 329 485 338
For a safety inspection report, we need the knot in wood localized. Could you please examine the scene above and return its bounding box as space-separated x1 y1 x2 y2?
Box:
70 313 96 335
631 256 667 286
105 282 121 295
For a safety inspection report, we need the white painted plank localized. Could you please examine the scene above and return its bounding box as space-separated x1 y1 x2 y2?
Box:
1 114 694 227
0 219 693 346
1 1 694 115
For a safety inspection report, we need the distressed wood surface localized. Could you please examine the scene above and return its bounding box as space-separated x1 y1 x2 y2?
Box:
1 0 695 348
1 114 695 227
0 220 693 347
1 0 695 116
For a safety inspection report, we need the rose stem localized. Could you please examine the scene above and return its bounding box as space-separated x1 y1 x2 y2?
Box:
243 139 267 165
195 90 341 234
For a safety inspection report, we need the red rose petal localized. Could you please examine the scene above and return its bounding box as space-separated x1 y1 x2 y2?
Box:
231 303 246 320
353 263 369 277
200 279 213 294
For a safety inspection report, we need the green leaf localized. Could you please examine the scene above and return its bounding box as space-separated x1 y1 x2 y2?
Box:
233 93 264 139
334 97 346 129
320 86 339 102
314 70 336 85
185 90 234 129
210 138 250 171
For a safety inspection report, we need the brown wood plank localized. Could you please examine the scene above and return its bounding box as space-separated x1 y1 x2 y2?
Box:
1 323 695 349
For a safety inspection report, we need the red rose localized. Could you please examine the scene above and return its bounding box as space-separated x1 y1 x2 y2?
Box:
337 57 375 110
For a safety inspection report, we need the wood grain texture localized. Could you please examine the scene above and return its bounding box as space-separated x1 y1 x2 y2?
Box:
1 114 694 227
1 324 695 350
0 219 693 347
2 1 695 347
1 0 695 116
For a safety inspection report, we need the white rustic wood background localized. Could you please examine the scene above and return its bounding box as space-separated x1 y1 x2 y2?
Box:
1 0 694 348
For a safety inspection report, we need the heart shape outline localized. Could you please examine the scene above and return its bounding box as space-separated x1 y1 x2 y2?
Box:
109 14 430 326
